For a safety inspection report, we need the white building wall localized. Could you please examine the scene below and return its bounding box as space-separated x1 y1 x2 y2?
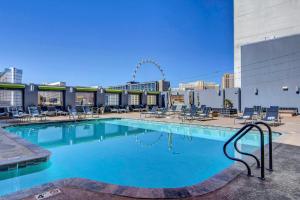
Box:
234 0 300 87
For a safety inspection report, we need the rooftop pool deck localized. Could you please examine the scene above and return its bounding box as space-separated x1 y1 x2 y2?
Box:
0 113 299 199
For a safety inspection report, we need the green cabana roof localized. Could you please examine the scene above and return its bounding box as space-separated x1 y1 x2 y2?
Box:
75 87 98 92
38 85 66 91
0 83 25 89
128 90 143 94
147 91 160 95
105 89 123 93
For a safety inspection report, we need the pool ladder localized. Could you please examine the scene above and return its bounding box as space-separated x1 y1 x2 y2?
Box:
223 122 273 180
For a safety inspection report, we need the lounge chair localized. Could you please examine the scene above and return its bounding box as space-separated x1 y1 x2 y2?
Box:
110 106 119 113
261 107 281 126
155 108 168 118
198 107 212 120
167 105 177 116
0 107 8 118
182 107 200 121
46 106 57 116
28 106 47 121
234 107 254 124
68 106 82 120
141 106 158 118
55 106 68 116
118 105 129 113
179 105 189 118
83 106 94 117
199 105 206 112
9 107 29 122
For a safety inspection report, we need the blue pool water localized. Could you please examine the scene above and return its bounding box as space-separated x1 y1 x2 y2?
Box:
1 119 279 196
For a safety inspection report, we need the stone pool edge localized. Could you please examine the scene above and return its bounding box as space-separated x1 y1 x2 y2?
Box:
0 127 50 170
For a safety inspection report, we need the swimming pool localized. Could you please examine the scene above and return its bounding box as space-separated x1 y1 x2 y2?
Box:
1 118 279 196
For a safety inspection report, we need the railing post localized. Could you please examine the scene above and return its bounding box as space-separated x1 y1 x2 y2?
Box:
255 122 272 171
259 127 265 180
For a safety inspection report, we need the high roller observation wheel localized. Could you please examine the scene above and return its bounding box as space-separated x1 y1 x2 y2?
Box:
132 59 166 82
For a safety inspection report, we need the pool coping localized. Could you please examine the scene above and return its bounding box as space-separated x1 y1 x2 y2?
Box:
0 118 283 199
0 127 51 171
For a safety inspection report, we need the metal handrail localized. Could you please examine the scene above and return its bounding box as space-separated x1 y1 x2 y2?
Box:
223 124 265 179
254 121 273 171
232 122 273 171
233 126 261 168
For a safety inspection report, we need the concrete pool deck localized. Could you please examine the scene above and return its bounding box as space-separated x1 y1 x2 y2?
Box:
0 113 299 199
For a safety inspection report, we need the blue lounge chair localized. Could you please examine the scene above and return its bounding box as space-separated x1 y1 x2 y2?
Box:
67 106 82 120
28 106 46 121
0 107 8 118
155 108 168 118
182 107 200 121
9 107 28 122
83 106 95 117
118 105 129 113
234 107 254 124
141 106 158 118
198 107 212 120
261 107 281 126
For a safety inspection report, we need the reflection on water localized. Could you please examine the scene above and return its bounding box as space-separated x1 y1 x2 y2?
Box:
9 121 196 153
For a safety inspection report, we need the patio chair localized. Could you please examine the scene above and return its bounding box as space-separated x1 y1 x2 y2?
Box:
83 106 94 117
199 105 206 112
261 107 281 126
118 105 129 113
55 106 68 116
198 107 213 120
0 107 8 118
40 105 49 115
141 106 158 118
9 108 29 122
68 106 82 120
155 108 168 118
46 106 57 116
234 107 254 124
110 106 119 113
182 107 200 121
28 106 47 121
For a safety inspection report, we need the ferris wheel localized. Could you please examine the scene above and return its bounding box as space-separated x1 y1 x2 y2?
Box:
132 59 166 82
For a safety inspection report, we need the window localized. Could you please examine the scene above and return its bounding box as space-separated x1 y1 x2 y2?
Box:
147 95 157 105
105 93 119 106
75 92 95 106
38 91 63 106
0 90 23 106
128 94 140 105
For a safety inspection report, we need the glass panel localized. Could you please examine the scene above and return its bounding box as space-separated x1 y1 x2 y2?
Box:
0 90 23 106
38 91 63 106
75 92 95 106
105 93 119 106
128 94 140 105
147 95 157 105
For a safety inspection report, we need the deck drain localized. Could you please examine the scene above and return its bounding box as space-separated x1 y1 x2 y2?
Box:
34 188 61 200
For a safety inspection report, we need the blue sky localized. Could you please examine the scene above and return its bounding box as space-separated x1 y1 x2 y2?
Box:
0 0 233 87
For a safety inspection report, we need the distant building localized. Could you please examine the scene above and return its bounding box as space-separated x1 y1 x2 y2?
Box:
234 0 300 87
222 73 234 89
109 80 170 92
0 67 23 106
179 81 219 91
0 67 22 83
44 82 66 86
